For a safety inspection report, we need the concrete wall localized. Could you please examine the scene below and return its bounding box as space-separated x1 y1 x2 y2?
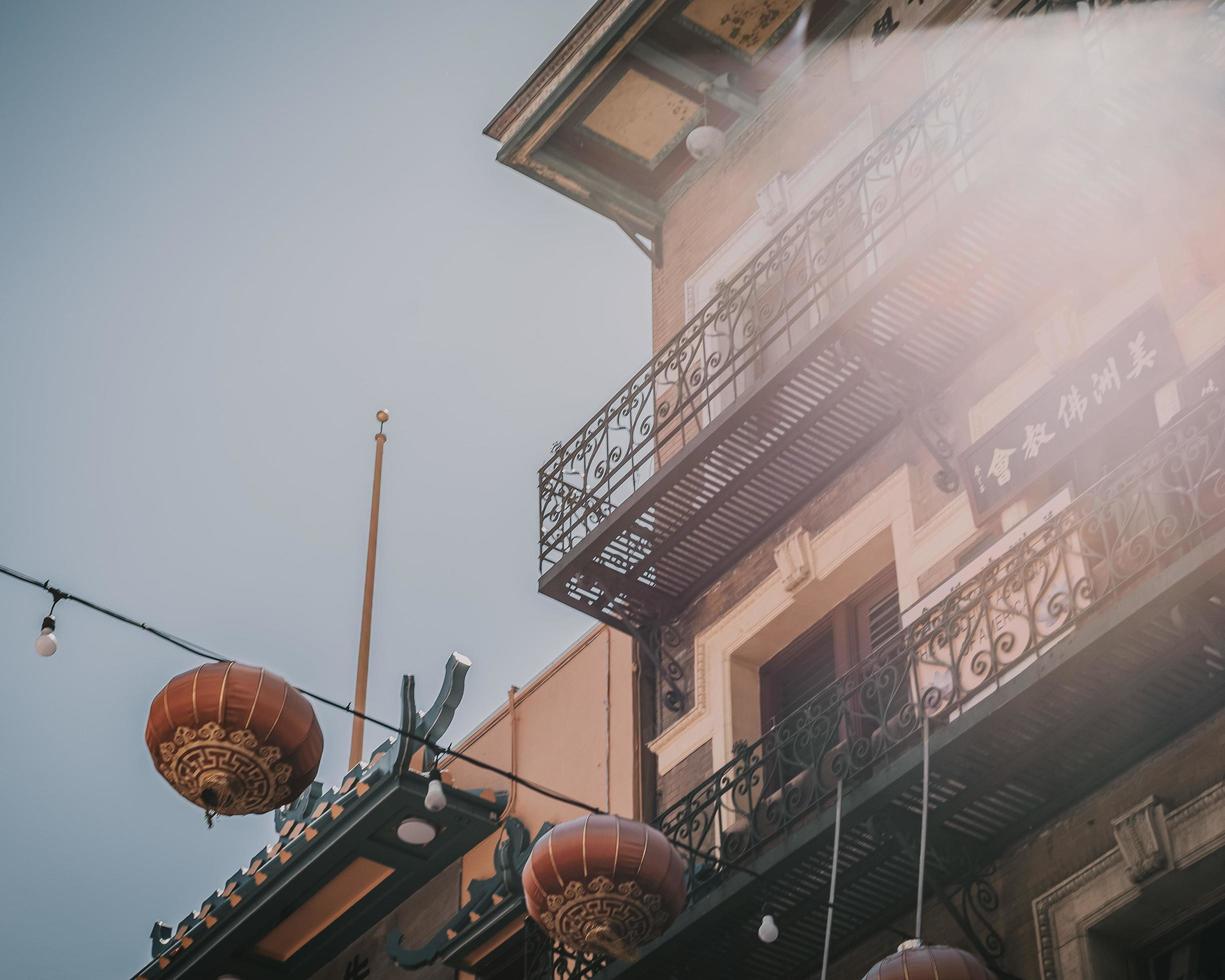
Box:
448 624 641 911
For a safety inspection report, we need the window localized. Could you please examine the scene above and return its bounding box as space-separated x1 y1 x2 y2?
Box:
760 622 837 732
760 571 901 732
1150 913 1225 980
759 571 901 789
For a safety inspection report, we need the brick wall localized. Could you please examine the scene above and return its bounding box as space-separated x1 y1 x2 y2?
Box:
818 704 1225 979
649 1 977 355
656 739 714 814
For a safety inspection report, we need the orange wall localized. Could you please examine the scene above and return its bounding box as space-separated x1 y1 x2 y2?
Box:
441 624 640 902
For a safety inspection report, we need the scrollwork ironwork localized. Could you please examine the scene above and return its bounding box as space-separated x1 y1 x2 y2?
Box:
538 23 1003 576
654 389 1225 915
524 918 607 980
631 621 689 716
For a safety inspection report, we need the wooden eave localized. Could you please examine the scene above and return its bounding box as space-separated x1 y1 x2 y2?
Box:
133 741 506 980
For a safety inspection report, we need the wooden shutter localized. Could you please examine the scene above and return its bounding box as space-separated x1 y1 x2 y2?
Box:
857 580 902 668
760 624 838 730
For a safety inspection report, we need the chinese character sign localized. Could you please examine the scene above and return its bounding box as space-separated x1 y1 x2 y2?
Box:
849 0 953 79
961 303 1180 519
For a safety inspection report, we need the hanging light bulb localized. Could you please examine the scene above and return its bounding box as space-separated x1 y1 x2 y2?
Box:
424 768 447 813
686 81 726 163
35 615 57 657
758 912 779 944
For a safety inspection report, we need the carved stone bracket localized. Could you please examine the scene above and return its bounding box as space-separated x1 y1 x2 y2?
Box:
774 529 814 593
836 333 961 493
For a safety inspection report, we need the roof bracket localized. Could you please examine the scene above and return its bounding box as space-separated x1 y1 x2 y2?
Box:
837 333 961 493
613 214 663 268
877 813 1022 980
386 817 552 970
628 621 688 715
392 651 472 774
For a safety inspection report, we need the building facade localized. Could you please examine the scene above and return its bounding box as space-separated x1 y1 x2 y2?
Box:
489 0 1225 978
133 626 646 979
135 2 1225 978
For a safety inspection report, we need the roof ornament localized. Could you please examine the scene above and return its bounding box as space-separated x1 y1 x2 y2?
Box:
393 650 472 774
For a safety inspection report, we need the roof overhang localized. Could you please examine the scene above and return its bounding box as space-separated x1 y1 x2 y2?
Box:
485 0 870 245
137 752 505 980
136 658 507 980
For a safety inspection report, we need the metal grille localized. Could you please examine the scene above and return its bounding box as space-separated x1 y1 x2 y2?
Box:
523 921 606 980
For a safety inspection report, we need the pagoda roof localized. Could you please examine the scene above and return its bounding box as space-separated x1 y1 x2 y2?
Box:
134 660 506 979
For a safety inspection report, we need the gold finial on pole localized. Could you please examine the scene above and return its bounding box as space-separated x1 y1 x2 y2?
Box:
349 409 390 770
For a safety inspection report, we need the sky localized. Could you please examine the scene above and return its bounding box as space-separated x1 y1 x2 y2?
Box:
0 3 649 976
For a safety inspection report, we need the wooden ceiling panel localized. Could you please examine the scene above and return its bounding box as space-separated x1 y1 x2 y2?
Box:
679 0 807 60
580 67 704 169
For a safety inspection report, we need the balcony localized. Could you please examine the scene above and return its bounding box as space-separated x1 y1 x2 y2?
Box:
536 4 1221 631
595 388 1225 978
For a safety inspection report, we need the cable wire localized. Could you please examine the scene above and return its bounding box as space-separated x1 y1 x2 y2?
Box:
0 562 604 811
0 561 763 878
819 778 843 980
915 715 931 941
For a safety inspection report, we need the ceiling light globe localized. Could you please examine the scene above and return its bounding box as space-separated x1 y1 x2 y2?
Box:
686 124 726 162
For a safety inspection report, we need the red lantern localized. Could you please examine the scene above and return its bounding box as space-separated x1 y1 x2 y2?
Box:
522 814 686 959
863 941 996 980
145 662 323 819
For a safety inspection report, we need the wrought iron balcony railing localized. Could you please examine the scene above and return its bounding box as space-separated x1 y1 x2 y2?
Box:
538 32 1002 580
655 388 1225 900
533 5 1195 629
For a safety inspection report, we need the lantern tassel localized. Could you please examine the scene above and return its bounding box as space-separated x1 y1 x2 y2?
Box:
585 924 639 962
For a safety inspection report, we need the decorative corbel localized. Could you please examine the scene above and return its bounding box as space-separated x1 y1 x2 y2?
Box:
1111 796 1171 885
774 528 814 592
627 620 688 714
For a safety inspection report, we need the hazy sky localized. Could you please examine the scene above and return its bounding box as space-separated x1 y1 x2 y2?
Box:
0 4 648 976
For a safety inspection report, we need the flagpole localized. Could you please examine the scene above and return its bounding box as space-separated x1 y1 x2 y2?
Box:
349 409 389 770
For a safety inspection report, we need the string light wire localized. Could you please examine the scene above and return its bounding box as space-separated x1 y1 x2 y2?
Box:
0 561 762 878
